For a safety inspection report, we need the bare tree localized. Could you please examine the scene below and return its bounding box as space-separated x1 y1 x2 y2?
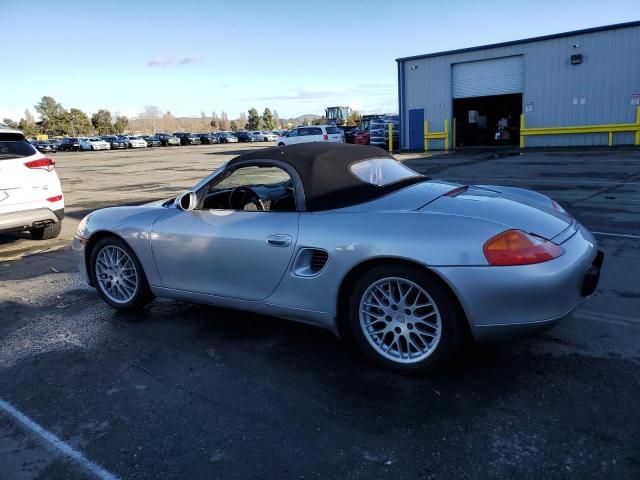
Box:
136 105 162 133
238 112 247 130
219 111 230 131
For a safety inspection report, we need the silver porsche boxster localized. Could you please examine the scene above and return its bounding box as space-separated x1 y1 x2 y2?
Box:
72 143 603 372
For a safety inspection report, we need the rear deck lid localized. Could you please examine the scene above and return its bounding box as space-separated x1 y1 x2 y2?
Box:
422 185 571 240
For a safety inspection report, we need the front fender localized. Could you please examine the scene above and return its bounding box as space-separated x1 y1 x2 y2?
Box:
80 206 170 287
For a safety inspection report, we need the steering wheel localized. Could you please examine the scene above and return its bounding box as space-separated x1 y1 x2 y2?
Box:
229 186 265 211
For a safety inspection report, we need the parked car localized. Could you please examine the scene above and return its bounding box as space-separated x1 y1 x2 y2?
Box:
196 133 220 145
251 131 278 142
156 133 181 146
173 132 201 145
234 131 259 143
73 143 603 373
126 136 148 148
0 125 64 239
59 137 81 152
276 125 343 146
80 137 111 151
142 135 162 147
339 125 358 144
33 140 58 153
101 135 128 150
216 132 239 144
353 131 370 145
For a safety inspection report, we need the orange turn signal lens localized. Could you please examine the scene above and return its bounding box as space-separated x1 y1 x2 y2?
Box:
483 230 564 266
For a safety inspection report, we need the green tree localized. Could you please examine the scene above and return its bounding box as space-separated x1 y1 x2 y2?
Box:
262 108 275 130
18 118 39 138
91 109 114 134
34 96 66 134
229 121 238 131
65 108 93 135
246 108 261 130
273 110 281 129
113 116 129 134
347 110 362 127
2 118 19 129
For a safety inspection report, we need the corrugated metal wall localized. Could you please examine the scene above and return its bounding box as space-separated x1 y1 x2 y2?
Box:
399 24 640 149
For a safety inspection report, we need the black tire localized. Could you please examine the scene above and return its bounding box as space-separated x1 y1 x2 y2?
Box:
278 142 285 147
347 265 462 373
29 221 62 240
90 236 154 310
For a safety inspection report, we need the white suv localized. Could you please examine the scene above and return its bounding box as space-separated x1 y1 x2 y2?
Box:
0 125 64 239
276 125 343 146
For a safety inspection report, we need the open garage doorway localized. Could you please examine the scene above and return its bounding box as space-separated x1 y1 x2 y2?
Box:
453 93 522 147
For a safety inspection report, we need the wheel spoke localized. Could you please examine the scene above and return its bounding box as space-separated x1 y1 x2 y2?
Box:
95 245 139 304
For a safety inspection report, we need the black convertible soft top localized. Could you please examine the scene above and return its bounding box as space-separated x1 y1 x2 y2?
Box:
228 143 425 211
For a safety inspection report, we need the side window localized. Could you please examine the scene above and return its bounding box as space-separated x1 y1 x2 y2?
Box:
203 165 297 212
305 127 322 136
288 129 298 137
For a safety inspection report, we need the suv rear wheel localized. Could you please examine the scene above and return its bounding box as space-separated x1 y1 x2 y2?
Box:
30 221 62 240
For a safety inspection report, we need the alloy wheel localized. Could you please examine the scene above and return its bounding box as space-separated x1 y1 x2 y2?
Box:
95 245 138 304
359 277 442 363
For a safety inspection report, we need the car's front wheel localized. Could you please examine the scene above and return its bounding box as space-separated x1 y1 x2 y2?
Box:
348 265 462 373
90 236 154 310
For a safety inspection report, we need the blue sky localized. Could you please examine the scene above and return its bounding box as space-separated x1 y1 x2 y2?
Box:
1 0 636 120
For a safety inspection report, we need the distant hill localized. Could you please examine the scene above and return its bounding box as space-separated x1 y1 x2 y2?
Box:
290 114 322 124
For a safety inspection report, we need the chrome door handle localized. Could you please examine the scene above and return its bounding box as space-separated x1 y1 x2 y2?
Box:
266 234 292 247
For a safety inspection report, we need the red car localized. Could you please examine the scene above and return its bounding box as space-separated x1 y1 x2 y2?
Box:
353 131 370 145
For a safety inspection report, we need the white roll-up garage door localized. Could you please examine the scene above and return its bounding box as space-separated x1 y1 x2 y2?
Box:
452 55 524 98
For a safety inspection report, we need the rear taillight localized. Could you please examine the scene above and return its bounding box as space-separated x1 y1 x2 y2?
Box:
46 195 63 202
323 134 329 141
24 157 55 172
483 230 564 266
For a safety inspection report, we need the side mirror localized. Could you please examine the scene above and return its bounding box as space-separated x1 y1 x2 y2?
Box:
176 191 197 211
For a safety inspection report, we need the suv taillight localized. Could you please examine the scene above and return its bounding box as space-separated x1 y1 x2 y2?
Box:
323 134 329 141
24 157 55 172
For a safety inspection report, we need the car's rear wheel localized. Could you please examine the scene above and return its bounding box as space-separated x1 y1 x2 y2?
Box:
348 265 462 373
30 221 62 240
90 236 153 310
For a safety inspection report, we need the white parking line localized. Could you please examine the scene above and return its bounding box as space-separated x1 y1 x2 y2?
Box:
574 310 640 327
592 231 640 240
0 398 119 480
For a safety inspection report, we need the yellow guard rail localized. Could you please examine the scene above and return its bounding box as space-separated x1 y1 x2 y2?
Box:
424 119 449 151
520 107 640 148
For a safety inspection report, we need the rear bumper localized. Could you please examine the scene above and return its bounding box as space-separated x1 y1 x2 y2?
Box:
0 207 64 233
433 224 602 341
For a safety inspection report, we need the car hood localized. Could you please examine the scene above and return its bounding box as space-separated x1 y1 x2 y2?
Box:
421 185 572 240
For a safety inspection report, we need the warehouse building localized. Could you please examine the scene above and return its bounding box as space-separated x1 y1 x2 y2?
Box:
396 21 640 150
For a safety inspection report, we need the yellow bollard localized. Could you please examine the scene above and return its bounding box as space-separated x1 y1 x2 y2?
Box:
388 123 393 152
608 131 613 147
520 114 525 148
444 119 449 151
424 120 429 152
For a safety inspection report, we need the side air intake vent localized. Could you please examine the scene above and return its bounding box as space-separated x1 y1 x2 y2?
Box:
309 250 329 273
292 248 329 277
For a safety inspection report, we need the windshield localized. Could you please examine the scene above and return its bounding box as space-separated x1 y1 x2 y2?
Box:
350 158 421 186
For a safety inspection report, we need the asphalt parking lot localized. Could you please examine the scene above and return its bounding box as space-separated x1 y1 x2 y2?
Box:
1 145 639 479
